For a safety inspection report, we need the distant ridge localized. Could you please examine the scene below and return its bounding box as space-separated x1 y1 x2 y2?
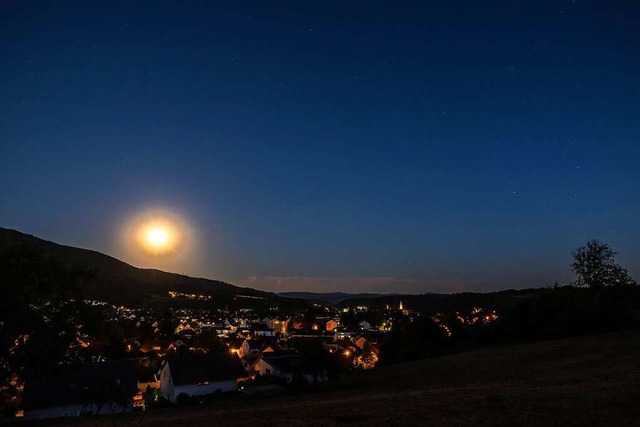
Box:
279 291 386 304
0 227 277 305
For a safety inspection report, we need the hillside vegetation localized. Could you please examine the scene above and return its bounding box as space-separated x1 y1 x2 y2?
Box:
45 329 640 426
0 227 277 306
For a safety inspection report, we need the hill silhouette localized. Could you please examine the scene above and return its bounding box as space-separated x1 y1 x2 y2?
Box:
0 227 277 305
279 291 386 304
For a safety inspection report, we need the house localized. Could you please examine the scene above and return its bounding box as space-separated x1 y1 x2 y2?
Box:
251 322 275 337
325 319 339 332
247 336 280 355
272 317 290 335
247 339 264 355
334 330 352 339
22 360 138 420
140 339 174 355
159 353 247 402
291 316 305 330
324 343 340 354
175 321 194 334
261 317 274 329
354 336 368 350
188 333 220 353
254 351 299 383
358 320 371 331
240 352 261 375
261 344 281 353
225 337 250 358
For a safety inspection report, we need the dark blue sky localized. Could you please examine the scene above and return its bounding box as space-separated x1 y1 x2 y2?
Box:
1 1 639 293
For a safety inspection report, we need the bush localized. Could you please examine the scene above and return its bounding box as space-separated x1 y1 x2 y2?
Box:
176 393 190 405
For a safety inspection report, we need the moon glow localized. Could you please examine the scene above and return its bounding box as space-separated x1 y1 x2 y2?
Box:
128 210 188 256
146 226 169 247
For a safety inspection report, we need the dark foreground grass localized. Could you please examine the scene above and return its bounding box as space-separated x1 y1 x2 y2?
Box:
37 330 640 426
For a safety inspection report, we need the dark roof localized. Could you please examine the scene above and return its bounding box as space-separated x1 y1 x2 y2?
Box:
224 337 245 349
166 353 246 385
243 352 261 365
247 336 279 349
135 355 162 382
262 350 297 357
140 340 173 353
261 351 299 373
23 360 137 411
250 323 269 331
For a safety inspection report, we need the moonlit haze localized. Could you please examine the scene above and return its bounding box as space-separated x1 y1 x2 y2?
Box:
120 209 194 273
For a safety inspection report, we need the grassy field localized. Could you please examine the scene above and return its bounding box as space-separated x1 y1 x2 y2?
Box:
42 330 640 426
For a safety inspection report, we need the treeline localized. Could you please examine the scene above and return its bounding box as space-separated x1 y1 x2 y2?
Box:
379 285 640 364
379 240 639 364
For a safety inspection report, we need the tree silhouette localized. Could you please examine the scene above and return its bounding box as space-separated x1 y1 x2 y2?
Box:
571 240 636 288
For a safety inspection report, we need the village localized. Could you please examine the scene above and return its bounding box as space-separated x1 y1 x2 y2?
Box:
5 292 500 420
0 266 510 424
3 294 391 419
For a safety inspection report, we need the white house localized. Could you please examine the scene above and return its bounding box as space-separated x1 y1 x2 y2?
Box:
254 351 299 383
159 353 247 402
358 320 371 331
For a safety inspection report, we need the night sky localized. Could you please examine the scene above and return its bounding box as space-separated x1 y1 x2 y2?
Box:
1 1 639 294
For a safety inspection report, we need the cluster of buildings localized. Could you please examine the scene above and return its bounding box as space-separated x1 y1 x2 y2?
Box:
6 295 501 420
431 307 500 337
13 295 406 420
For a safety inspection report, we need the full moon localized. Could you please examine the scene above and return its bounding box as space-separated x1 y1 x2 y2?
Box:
126 210 189 257
146 227 169 247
